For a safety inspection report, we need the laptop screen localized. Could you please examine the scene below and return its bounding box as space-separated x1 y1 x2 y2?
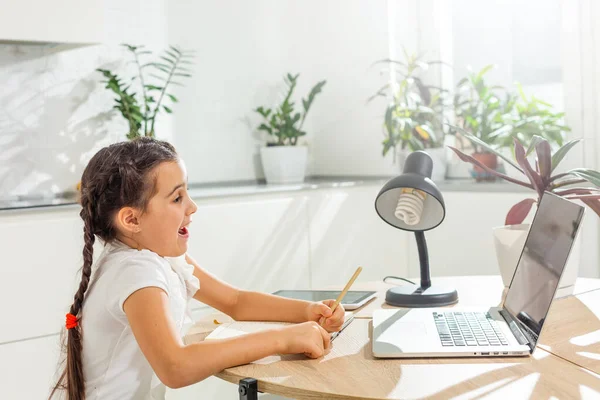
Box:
503 192 584 343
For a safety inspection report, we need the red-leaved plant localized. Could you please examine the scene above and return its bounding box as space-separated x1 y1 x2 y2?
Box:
449 130 600 225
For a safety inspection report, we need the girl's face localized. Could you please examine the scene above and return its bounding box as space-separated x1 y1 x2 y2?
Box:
131 160 198 257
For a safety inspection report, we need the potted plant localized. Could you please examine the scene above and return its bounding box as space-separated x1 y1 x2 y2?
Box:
450 131 600 294
97 44 194 139
254 73 326 184
452 65 515 181
369 51 449 181
499 83 571 179
74 44 194 194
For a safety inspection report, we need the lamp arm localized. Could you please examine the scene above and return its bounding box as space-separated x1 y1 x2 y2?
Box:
415 231 431 289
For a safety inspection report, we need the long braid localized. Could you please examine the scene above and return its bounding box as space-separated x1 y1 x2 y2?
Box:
71 207 96 317
65 208 95 400
49 208 95 400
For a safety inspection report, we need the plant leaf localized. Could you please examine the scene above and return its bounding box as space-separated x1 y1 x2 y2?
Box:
371 58 407 68
514 138 544 197
551 177 588 188
581 198 600 219
526 135 546 156
367 83 390 103
476 64 495 80
554 187 600 196
415 125 430 141
258 123 272 134
535 139 552 183
448 146 533 189
167 94 178 103
450 125 523 173
487 125 512 140
163 105 172 113
160 55 177 65
566 195 600 200
566 168 600 187
174 66 193 73
551 139 582 172
505 198 536 225
145 85 163 91
143 62 170 69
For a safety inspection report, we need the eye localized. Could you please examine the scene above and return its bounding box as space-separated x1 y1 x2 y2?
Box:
174 195 182 203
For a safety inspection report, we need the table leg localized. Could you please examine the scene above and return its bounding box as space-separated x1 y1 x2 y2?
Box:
239 378 259 400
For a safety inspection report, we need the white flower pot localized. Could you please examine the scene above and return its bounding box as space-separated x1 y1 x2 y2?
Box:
493 223 581 297
397 148 447 182
260 146 308 184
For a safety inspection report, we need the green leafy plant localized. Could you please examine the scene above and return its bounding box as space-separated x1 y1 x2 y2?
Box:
496 83 570 150
369 51 449 157
453 65 515 153
97 44 194 139
255 73 326 146
449 129 600 225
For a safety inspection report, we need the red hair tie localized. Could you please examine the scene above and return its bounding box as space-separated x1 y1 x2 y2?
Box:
66 313 79 330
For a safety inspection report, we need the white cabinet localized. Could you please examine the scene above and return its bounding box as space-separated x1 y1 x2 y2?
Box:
0 335 61 399
0 208 85 343
0 0 103 44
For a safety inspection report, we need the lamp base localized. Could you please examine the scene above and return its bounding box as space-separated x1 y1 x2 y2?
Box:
385 285 458 308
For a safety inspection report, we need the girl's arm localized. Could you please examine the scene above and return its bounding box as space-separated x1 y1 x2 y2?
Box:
187 254 338 324
124 287 330 388
186 254 241 317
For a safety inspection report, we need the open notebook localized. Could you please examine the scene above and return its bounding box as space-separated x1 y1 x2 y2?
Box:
206 312 354 341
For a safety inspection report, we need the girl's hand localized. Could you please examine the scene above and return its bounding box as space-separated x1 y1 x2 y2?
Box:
306 300 346 333
276 321 331 358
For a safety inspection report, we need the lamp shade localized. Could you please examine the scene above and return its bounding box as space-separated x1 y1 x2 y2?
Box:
375 151 446 231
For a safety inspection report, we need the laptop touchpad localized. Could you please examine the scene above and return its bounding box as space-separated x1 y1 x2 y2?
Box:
374 310 428 342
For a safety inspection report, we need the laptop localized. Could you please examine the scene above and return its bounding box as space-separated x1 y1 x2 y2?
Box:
372 192 585 358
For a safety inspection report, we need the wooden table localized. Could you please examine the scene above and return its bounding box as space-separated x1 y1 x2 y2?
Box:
185 277 600 399
538 289 600 375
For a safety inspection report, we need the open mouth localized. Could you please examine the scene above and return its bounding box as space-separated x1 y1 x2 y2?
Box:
178 226 189 237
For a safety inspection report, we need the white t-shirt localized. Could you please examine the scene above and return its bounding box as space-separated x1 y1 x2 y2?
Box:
81 241 200 400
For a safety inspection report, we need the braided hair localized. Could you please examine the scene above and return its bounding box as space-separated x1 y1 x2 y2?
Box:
50 137 178 400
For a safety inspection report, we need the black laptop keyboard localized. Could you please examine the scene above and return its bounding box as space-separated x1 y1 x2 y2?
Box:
433 312 509 347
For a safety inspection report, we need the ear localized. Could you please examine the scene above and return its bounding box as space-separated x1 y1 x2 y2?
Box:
116 206 142 235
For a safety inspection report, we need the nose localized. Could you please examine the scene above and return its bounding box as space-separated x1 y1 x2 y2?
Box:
188 198 198 215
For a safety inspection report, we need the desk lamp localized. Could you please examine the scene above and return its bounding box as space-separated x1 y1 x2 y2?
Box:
374 151 458 307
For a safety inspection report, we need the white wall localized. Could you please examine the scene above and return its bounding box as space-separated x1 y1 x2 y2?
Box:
168 0 425 184
0 0 170 199
0 0 103 44
299 1 404 177
0 0 572 197
560 0 600 278
449 0 564 116
451 0 562 88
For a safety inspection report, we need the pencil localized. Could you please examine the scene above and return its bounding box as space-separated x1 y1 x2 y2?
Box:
320 266 363 326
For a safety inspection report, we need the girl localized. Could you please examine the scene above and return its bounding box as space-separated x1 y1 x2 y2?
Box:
51 137 345 400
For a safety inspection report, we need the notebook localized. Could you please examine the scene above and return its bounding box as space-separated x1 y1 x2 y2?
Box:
206 312 355 341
